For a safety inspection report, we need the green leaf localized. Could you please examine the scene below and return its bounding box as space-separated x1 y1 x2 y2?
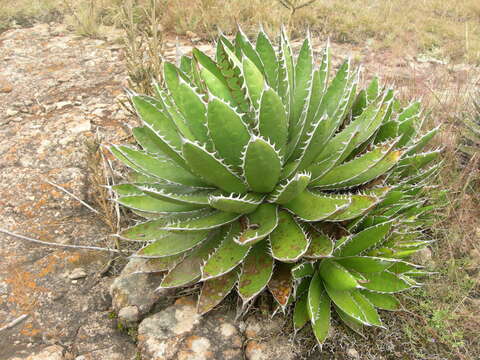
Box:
202 222 250 280
242 136 282 193
208 193 263 214
182 140 248 193
255 30 278 88
361 271 413 293
132 126 167 156
360 290 400 311
207 98 251 167
197 269 238 315
324 285 369 325
337 221 393 256
269 171 310 205
138 183 215 205
238 240 274 302
335 305 364 335
308 127 359 181
304 232 334 259
117 195 205 214
242 56 265 109
291 35 313 131
268 261 293 308
293 291 309 332
291 262 315 279
235 28 264 73
171 80 210 144
327 194 379 222
192 48 227 85
111 145 205 187
139 230 210 257
140 254 185 273
311 143 394 188
131 95 186 167
283 190 351 221
161 210 241 231
258 88 288 156
319 260 358 291
270 210 309 262
335 256 396 273
307 271 331 344
159 229 224 288
405 126 439 156
235 203 279 245
350 290 382 326
200 65 235 105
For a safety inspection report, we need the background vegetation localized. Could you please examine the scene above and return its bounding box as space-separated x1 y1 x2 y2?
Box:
1 0 479 358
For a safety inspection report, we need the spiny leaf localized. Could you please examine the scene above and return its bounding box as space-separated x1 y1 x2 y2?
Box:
270 210 309 262
111 145 205 187
131 95 186 167
197 269 238 315
138 183 215 205
324 285 369 325
159 229 224 288
319 260 358 291
336 221 393 256
117 195 205 214
360 271 413 293
335 256 396 273
182 140 248 193
202 222 250 280
258 88 288 156
307 271 331 344
293 291 309 332
208 193 263 214
326 194 379 222
291 262 315 279
242 136 282 193
304 232 334 259
207 98 251 167
238 240 274 302
139 230 210 257
160 210 241 231
255 30 278 88
350 290 382 326
360 290 400 311
311 143 397 188
283 190 351 221
235 203 279 245
269 171 311 205
242 56 265 109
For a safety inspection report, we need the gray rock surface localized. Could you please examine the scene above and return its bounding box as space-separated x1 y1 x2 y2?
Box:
137 297 243 360
110 258 170 316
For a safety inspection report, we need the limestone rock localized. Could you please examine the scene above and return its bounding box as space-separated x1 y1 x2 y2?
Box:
137 297 243 360
110 258 168 316
9 345 64 360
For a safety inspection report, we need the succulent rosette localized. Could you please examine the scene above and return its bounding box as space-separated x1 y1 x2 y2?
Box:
110 28 440 345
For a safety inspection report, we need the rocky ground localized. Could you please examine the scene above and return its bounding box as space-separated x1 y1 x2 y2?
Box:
0 22 477 360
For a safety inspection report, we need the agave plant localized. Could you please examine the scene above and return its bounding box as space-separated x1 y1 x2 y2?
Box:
109 28 440 345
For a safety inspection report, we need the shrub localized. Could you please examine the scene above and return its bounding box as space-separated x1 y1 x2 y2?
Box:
109 28 440 345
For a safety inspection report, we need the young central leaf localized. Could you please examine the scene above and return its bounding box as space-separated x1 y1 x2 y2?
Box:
207 98 251 167
242 136 282 193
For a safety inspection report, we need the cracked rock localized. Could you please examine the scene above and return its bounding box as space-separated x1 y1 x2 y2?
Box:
110 258 168 316
137 297 243 360
8 345 64 360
